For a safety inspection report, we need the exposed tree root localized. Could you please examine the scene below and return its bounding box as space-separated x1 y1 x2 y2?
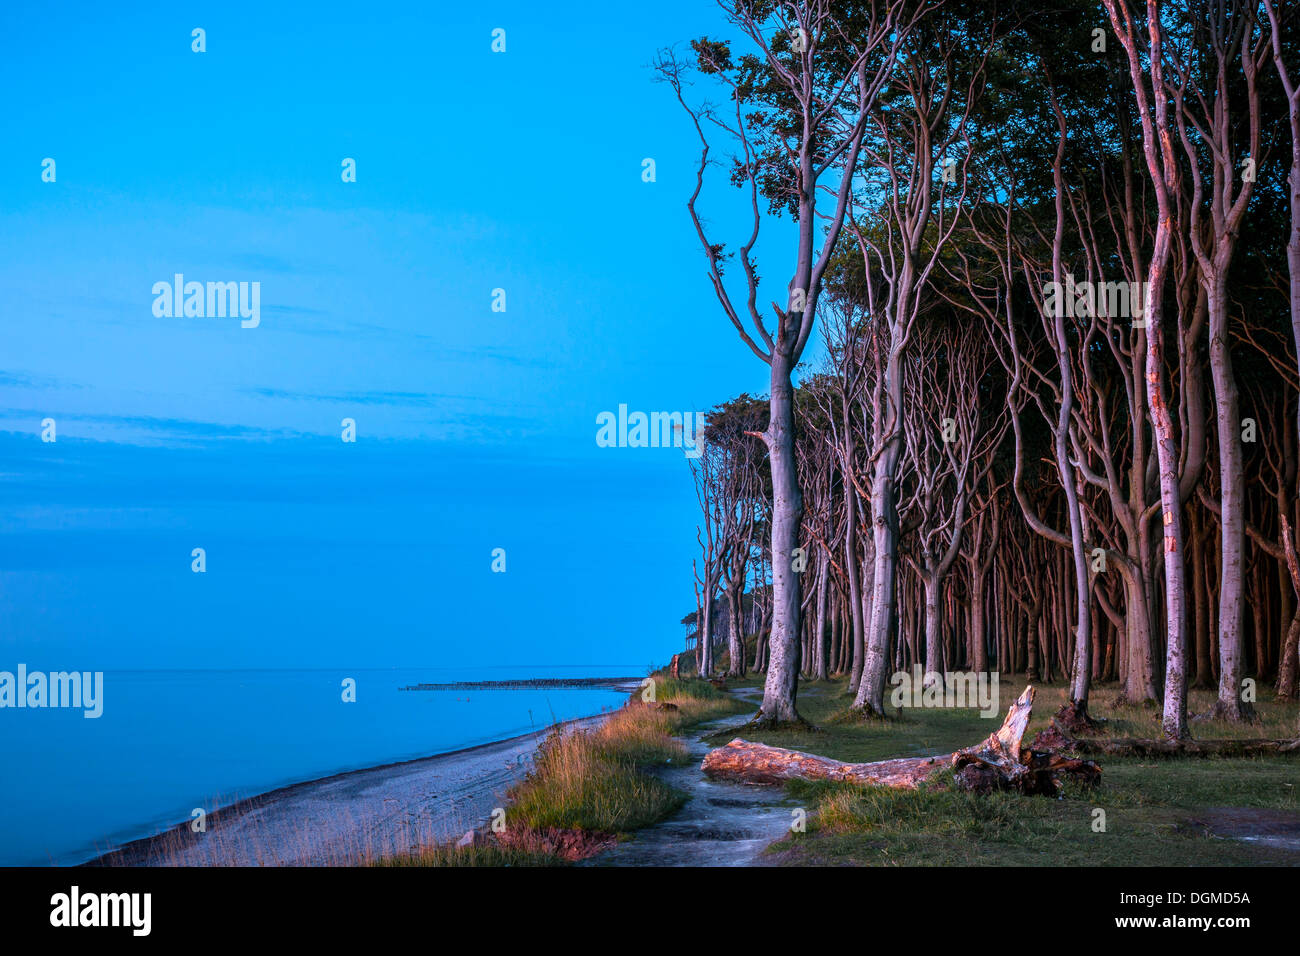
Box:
742 713 815 733
842 703 893 722
1054 699 1106 734
1198 700 1260 724
952 687 1101 795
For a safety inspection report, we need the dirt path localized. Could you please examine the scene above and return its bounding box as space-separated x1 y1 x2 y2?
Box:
584 699 795 867
1181 808 1300 853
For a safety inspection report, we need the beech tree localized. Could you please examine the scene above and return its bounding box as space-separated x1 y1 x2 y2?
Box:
674 0 1300 742
660 0 914 724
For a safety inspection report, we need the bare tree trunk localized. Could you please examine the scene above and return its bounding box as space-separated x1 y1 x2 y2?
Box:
1275 514 1300 698
701 588 715 678
922 571 943 682
970 573 988 673
857 377 902 714
814 553 830 681
1121 544 1159 703
1208 278 1253 721
845 484 865 693
1192 510 1213 686
1104 0 1191 739
726 582 745 678
1265 0 1300 471
762 354 804 722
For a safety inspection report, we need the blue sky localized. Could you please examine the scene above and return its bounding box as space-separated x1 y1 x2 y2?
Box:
0 1 808 669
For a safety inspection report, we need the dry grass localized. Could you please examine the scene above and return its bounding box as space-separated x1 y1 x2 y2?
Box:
505 700 691 833
730 675 1300 867
404 676 748 859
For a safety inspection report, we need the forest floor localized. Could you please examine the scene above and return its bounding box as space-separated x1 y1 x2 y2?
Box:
715 676 1300 866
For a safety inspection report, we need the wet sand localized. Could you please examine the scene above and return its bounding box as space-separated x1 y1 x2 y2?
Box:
87 714 610 867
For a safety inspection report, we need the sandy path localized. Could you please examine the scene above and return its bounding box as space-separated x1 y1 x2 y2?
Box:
583 704 795 867
89 714 608 867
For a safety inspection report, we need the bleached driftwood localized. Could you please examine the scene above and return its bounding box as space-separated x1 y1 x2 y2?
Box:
702 685 1101 796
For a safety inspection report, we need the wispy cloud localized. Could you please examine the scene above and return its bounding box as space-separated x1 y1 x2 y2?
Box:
246 387 474 407
0 408 308 445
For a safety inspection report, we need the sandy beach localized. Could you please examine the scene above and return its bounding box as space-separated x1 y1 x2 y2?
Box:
87 713 611 867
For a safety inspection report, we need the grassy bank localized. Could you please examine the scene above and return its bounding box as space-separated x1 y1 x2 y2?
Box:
385 675 747 866
718 676 1300 866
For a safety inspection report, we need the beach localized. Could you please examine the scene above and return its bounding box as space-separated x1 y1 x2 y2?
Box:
88 713 611 867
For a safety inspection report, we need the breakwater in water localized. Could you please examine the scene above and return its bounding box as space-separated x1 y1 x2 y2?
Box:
400 677 643 692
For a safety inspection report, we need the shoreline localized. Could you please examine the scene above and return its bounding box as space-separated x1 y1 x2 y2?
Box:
83 710 618 867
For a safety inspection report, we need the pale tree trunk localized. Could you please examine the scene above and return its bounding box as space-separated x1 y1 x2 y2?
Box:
1104 0 1190 739
847 20 989 713
1170 7 1265 721
659 5 889 723
1192 511 1213 686
761 352 804 722
1204 277 1249 724
922 571 943 682
700 589 715 678
726 583 746 678
1045 93 1092 707
1121 564 1157 702
845 479 866 694
853 530 874 692
1056 324 1092 706
1148 239 1190 739
1265 0 1300 699
964 519 990 675
856 345 903 714
1265 0 1300 455
814 554 830 681
966 499 998 675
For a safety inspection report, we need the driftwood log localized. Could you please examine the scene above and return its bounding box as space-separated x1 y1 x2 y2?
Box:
701 686 1101 796
699 740 949 788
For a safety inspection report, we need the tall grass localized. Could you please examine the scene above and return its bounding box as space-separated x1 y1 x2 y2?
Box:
496 676 748 836
506 702 688 833
382 674 749 864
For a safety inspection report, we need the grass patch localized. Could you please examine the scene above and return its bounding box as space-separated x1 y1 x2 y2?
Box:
375 843 566 867
376 674 750 866
749 677 1300 866
502 675 747 835
507 712 688 833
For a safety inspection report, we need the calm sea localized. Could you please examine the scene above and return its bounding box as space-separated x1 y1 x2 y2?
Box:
0 666 637 866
